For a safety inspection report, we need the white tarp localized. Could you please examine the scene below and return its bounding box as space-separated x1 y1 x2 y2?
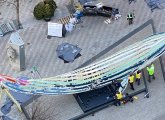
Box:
96 2 103 8
119 77 128 93
9 32 24 46
48 22 63 37
65 23 74 33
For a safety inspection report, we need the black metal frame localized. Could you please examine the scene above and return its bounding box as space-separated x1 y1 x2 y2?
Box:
70 19 155 120
71 73 148 120
159 57 165 82
19 19 165 120
20 95 40 120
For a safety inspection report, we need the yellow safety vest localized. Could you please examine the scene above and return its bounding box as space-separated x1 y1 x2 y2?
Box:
136 73 141 79
116 92 123 100
129 75 134 83
147 64 155 75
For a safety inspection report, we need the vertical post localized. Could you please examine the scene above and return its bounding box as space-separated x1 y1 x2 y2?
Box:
159 57 165 82
142 69 149 98
16 0 20 27
21 105 31 120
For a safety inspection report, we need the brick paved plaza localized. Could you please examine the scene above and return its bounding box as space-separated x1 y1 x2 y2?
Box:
0 0 165 120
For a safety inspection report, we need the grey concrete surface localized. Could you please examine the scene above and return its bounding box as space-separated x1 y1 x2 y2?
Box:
82 59 165 120
25 95 84 120
0 0 165 120
23 22 154 120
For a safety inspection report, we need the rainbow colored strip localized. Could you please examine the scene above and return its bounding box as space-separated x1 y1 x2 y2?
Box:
1 33 165 95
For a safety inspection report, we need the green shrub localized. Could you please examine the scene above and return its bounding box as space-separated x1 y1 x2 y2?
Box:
44 0 57 11
44 4 54 19
33 0 57 20
33 2 45 20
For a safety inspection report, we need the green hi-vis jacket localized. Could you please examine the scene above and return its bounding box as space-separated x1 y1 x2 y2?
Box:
147 64 155 75
127 13 135 20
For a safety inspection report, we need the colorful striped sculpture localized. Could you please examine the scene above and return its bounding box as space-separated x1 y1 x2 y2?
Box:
1 33 165 95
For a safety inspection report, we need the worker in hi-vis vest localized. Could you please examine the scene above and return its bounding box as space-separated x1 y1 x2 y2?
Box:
147 63 155 82
114 91 123 106
127 12 135 25
128 74 135 90
136 70 141 86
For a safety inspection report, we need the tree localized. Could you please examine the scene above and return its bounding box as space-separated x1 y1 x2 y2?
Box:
27 99 56 120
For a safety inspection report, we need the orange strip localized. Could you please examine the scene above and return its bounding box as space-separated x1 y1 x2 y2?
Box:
0 74 16 83
5 76 17 83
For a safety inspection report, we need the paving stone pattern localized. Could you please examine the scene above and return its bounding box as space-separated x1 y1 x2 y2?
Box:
0 0 165 120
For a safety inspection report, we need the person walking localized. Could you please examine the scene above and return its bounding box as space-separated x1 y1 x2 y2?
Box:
136 70 141 86
147 63 155 82
114 91 123 106
127 12 135 25
128 74 135 90
73 10 83 23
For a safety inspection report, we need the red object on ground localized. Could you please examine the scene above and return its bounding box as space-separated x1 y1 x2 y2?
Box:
0 74 17 83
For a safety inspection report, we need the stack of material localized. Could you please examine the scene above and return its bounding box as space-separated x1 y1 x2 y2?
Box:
56 43 82 63
0 22 14 37
78 0 97 5
74 2 83 11
0 20 20 37
145 0 165 11
58 14 74 25
1 97 14 115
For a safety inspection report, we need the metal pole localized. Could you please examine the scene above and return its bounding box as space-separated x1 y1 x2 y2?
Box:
142 69 149 98
159 57 165 82
71 88 146 120
16 0 20 27
21 106 31 120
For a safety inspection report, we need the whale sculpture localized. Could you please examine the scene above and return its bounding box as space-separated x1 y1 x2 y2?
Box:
0 33 165 95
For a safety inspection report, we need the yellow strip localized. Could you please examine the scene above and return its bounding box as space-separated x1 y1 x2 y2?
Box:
0 87 2 101
3 88 22 112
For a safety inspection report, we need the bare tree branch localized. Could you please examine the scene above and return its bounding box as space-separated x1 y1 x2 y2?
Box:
27 99 56 120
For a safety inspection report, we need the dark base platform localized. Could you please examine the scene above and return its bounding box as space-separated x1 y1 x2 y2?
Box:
74 85 116 112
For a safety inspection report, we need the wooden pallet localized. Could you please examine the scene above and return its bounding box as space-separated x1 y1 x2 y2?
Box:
58 14 74 24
